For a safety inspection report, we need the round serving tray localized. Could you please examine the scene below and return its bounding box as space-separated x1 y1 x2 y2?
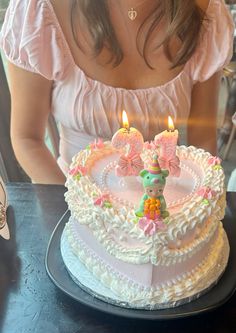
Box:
45 210 236 320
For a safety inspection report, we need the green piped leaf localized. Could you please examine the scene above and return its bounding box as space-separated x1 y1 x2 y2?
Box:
202 199 209 205
133 217 140 224
74 174 81 181
213 165 222 170
104 201 112 208
164 217 171 225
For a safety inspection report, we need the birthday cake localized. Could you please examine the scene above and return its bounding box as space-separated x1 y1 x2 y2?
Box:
61 120 228 309
61 111 229 310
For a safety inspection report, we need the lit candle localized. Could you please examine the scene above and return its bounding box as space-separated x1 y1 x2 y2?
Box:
154 116 180 177
112 111 144 154
112 111 144 177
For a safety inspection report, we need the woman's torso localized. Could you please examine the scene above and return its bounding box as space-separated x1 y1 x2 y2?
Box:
1 0 233 173
49 0 203 169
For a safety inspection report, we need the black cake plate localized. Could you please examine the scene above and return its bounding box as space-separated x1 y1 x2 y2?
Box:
45 209 236 320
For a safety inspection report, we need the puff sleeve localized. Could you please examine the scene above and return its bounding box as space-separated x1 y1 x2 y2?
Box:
0 0 73 81
187 0 234 83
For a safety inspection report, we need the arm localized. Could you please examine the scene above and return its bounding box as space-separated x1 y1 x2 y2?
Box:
187 71 222 155
8 62 66 184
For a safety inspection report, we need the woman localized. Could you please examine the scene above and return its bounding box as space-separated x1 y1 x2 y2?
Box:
0 0 234 184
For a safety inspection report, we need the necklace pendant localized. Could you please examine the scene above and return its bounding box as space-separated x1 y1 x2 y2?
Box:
128 8 137 21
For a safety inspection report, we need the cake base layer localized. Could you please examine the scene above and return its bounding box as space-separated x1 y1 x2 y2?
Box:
61 224 229 309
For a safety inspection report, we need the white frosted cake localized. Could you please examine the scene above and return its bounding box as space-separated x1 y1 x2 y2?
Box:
61 141 229 309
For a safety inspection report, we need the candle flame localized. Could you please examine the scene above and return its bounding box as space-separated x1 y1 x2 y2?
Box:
122 110 129 130
168 116 175 131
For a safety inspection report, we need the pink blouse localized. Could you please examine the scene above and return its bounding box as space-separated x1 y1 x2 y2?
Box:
0 0 234 173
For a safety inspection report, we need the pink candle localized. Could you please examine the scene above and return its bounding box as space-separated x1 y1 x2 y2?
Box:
112 111 144 177
154 116 180 177
112 111 144 154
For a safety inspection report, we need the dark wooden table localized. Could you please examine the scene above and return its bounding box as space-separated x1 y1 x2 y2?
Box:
0 183 236 333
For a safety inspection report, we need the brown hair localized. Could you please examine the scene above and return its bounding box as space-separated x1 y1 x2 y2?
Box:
71 0 205 68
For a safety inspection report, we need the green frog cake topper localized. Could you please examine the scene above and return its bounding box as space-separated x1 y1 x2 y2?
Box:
135 155 169 220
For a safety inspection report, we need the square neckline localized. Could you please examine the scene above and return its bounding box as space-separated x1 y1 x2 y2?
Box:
44 0 213 93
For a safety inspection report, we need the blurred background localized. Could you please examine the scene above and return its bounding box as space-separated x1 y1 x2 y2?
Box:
0 0 236 187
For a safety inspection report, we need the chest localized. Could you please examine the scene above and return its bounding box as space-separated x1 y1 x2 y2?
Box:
50 0 184 90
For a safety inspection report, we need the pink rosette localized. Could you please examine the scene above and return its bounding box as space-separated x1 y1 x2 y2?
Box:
208 156 221 166
94 193 110 207
138 217 167 236
116 152 144 177
90 138 104 150
197 186 216 200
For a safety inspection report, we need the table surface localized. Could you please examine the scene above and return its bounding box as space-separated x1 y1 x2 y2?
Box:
0 183 236 333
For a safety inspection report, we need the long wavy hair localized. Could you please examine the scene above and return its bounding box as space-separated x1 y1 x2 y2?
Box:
70 0 205 68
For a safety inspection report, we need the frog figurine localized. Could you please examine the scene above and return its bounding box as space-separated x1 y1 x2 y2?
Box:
135 155 169 219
